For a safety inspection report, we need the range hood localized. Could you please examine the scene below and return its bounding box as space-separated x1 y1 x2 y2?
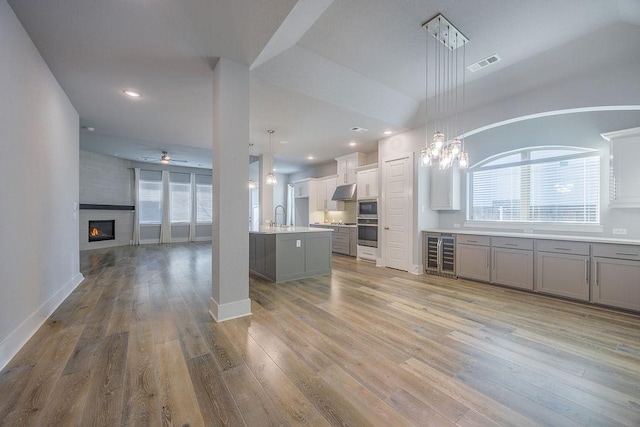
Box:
331 183 356 201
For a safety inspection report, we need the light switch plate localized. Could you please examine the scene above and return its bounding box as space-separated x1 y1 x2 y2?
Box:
296 240 301 247
612 228 627 235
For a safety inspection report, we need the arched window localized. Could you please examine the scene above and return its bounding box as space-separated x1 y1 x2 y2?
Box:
467 146 600 224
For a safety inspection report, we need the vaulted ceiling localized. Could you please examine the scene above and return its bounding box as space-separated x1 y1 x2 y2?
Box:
8 0 640 172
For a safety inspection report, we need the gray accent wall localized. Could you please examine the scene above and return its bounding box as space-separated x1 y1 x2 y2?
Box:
79 150 133 250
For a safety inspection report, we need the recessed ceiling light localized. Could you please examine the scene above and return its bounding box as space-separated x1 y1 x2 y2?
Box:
307 155 314 160
349 141 357 146
123 89 142 98
272 168 278 172
383 130 393 135
279 140 289 144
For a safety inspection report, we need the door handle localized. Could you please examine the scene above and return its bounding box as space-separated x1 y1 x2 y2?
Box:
384 227 390 230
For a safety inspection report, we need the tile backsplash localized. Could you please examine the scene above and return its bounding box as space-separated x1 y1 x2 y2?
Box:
324 201 357 224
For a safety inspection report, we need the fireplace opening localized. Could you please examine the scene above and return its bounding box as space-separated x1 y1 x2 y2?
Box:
88 220 115 242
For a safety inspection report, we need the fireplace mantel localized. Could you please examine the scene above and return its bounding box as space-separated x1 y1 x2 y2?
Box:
80 204 134 210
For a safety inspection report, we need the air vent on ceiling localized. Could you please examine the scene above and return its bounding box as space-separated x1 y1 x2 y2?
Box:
350 126 368 133
467 54 501 72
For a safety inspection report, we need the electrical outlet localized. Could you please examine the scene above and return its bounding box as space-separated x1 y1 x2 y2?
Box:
523 228 534 234
453 223 461 228
296 240 301 247
612 228 627 235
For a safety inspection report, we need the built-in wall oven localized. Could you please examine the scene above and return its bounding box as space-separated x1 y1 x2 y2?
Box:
357 199 378 248
357 218 378 247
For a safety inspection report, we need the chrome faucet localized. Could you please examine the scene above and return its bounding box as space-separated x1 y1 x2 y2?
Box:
274 205 286 226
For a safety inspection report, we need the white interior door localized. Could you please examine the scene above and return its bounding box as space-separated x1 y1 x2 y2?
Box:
383 155 412 271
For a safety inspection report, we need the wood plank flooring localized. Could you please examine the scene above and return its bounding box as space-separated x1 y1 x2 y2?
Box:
2 242 640 426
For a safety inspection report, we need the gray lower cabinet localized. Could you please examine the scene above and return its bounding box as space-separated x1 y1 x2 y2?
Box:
456 235 490 282
536 240 590 301
249 231 332 282
312 225 356 256
491 237 533 290
592 243 640 311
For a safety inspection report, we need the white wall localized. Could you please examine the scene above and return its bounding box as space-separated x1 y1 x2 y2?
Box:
0 1 83 369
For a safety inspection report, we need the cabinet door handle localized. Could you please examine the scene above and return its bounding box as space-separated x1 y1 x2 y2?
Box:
505 243 518 247
615 252 638 257
595 261 599 287
467 239 478 243
554 247 571 251
486 251 489 269
584 259 589 283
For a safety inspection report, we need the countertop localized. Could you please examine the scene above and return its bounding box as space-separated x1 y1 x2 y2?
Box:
423 228 640 246
250 226 334 235
311 223 357 228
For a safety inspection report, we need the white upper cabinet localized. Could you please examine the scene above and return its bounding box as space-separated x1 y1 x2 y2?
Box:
335 153 366 185
316 176 343 211
602 127 640 208
356 168 378 199
430 164 460 210
293 179 310 198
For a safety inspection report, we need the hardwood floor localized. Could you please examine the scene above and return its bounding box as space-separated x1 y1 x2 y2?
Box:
2 243 640 426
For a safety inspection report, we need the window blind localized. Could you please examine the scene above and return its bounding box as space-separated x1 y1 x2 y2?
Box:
468 148 600 224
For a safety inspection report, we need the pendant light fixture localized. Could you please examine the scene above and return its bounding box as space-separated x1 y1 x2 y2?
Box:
266 130 278 185
420 14 470 170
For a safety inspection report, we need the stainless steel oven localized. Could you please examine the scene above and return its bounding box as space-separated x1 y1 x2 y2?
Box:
357 200 377 217
357 217 378 247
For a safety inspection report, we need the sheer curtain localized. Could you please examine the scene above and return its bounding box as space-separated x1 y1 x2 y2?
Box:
132 168 141 245
189 172 196 242
159 170 172 243
286 183 295 226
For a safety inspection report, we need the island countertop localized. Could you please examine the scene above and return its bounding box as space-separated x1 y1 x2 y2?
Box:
249 226 333 235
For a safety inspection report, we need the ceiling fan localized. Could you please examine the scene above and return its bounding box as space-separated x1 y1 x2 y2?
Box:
142 151 188 164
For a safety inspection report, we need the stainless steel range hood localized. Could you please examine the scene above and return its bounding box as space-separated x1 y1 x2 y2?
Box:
331 183 356 201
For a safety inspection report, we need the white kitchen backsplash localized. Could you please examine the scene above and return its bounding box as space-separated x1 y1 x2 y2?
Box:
324 201 357 224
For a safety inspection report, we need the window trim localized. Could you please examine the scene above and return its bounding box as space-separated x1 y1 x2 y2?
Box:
466 145 602 227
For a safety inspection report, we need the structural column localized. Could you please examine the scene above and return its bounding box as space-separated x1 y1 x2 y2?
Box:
210 58 251 321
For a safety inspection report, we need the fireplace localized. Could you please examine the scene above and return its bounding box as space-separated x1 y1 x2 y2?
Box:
88 220 115 242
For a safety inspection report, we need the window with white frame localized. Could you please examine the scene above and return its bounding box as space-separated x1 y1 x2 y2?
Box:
196 182 212 223
467 147 600 224
139 180 163 224
170 181 191 223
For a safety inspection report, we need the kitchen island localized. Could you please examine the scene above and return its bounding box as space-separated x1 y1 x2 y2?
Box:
249 226 332 282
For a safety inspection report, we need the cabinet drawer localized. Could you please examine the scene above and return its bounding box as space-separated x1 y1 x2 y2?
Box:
492 237 533 250
333 242 350 254
592 243 640 260
457 234 490 246
336 227 351 234
332 233 350 244
536 239 590 256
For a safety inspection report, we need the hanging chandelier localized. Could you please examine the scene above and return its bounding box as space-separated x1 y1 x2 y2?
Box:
266 129 278 185
420 14 470 170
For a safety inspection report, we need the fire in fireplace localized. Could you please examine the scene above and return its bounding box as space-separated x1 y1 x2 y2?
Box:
88 220 115 242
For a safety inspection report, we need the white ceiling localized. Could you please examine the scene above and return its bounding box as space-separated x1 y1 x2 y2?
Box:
7 0 640 173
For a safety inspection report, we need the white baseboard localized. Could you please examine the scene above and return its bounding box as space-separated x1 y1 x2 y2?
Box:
209 297 251 322
0 272 84 371
410 264 424 275
195 236 212 242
